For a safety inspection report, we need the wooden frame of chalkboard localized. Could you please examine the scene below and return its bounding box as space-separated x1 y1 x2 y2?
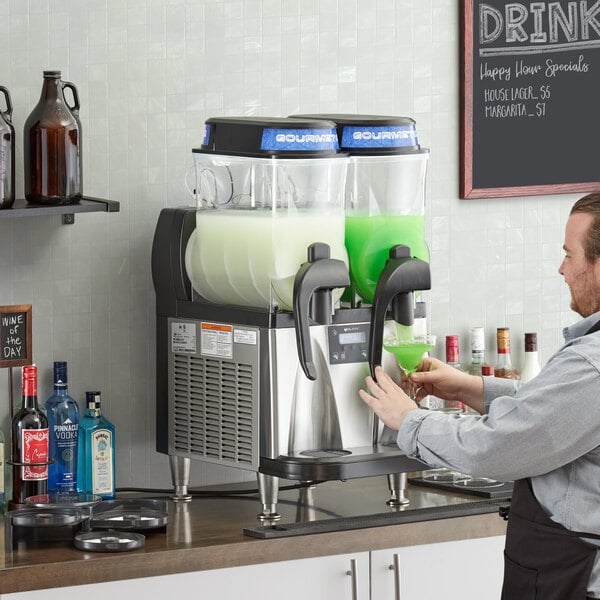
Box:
460 0 600 198
0 304 32 368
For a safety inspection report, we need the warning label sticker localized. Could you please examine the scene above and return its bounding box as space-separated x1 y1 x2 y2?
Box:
201 322 233 358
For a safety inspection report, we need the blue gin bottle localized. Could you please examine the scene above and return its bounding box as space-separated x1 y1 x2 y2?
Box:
77 391 115 499
45 361 79 493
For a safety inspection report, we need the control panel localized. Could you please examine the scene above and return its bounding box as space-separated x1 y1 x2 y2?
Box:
327 323 370 365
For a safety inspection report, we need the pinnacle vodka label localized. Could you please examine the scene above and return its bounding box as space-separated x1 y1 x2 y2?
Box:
340 125 418 149
260 128 339 151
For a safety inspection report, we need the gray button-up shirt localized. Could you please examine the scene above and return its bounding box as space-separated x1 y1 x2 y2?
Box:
397 311 600 595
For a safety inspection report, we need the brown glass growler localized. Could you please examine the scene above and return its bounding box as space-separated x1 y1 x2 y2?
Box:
24 71 82 205
0 85 15 209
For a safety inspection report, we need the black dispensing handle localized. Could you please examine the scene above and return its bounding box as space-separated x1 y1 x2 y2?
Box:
293 243 351 380
368 245 431 378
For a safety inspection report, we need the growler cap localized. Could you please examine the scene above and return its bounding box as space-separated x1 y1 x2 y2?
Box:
43 70 62 78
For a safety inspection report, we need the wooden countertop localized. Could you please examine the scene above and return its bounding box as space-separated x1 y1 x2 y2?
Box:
0 476 508 594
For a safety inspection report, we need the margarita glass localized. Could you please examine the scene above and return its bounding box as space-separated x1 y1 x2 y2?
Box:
383 331 436 400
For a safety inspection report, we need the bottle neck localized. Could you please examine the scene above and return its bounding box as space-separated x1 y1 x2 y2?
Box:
53 383 68 395
40 77 62 103
22 394 39 410
86 407 102 418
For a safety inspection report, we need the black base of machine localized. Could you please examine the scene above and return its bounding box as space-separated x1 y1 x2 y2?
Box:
260 446 425 481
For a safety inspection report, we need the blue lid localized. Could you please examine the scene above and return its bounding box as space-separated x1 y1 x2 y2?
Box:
290 114 427 155
195 116 342 158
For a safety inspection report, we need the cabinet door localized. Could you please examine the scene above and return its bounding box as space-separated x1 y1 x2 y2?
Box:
2 551 370 600
371 535 505 600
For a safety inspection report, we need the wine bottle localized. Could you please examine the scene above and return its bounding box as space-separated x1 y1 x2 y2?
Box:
45 361 80 493
520 332 541 383
494 327 520 379
77 391 115 499
468 326 486 375
11 365 49 506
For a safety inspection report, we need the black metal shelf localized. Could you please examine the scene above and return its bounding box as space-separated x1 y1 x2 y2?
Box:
0 196 120 224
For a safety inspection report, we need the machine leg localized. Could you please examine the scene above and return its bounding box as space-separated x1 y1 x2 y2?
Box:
170 455 192 502
257 472 281 522
295 482 317 522
386 472 410 507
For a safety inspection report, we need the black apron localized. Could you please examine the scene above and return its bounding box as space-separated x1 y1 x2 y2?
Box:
501 478 600 599
501 319 600 600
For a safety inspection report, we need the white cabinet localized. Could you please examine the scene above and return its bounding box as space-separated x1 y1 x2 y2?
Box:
371 535 506 600
2 551 370 600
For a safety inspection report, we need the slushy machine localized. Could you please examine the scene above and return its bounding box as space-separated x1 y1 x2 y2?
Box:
152 115 431 521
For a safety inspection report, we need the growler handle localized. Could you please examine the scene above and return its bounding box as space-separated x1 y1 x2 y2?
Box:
61 81 80 115
0 85 13 122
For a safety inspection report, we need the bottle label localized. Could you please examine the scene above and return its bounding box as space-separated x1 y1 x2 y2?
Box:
21 429 49 480
91 428 113 495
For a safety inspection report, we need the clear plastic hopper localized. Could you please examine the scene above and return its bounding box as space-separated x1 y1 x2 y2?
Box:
184 117 349 311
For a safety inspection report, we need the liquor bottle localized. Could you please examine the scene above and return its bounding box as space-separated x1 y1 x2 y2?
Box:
494 327 520 379
45 361 79 493
23 70 82 205
11 365 49 506
77 391 115 499
0 85 15 209
468 326 486 375
482 364 495 377
444 335 467 413
520 332 541 383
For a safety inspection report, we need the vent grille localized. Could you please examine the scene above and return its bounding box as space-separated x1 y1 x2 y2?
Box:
172 355 255 466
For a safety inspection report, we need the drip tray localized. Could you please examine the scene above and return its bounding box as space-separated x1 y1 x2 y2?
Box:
407 476 513 499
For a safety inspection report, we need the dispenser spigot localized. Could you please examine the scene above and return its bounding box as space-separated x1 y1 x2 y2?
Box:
368 245 431 378
293 243 350 380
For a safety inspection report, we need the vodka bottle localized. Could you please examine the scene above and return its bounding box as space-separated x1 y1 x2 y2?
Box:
468 326 486 375
11 365 49 505
77 391 115 499
45 361 79 493
520 332 541 383
494 327 520 379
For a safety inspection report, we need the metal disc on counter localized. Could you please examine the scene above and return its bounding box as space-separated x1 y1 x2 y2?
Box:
25 493 102 508
74 531 145 552
10 507 87 528
91 498 168 530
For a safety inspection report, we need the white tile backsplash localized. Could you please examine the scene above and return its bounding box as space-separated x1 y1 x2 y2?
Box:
0 0 582 490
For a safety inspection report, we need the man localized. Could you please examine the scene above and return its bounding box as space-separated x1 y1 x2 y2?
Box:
359 193 600 600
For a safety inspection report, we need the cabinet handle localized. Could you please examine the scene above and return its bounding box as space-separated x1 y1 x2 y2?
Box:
388 553 401 600
346 558 359 600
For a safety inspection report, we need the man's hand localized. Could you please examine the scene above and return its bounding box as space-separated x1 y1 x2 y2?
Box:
359 366 419 431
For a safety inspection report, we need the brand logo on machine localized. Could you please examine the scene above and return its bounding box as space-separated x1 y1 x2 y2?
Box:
202 124 211 146
341 125 418 148
261 128 339 151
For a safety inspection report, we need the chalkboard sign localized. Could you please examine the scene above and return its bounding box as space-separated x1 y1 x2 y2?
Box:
461 0 600 198
0 305 32 368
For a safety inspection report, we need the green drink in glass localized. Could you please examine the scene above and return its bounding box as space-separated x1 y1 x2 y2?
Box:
383 334 436 399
